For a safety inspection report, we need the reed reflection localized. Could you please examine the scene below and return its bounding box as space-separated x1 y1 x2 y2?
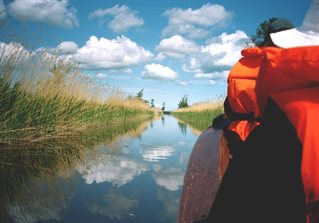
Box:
0 116 153 223
161 116 165 126
175 117 202 136
177 121 187 135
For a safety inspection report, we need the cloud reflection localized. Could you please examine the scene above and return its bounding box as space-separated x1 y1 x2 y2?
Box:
157 188 180 223
78 154 148 187
142 145 175 162
88 189 138 220
153 166 184 191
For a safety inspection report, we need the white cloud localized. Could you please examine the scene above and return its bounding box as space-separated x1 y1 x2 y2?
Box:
95 73 108 79
28 35 152 72
0 0 6 20
96 72 108 79
164 25 209 39
155 52 166 61
33 46 73 64
56 41 78 54
163 3 232 38
201 30 249 66
179 81 188 86
0 43 77 82
183 30 249 83
142 63 177 80
208 80 217 85
194 71 229 80
89 5 144 33
7 0 79 28
156 35 200 58
0 42 31 65
182 57 201 73
73 35 153 70
165 3 231 26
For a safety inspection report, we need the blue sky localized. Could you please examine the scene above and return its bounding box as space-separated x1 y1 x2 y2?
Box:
0 0 311 110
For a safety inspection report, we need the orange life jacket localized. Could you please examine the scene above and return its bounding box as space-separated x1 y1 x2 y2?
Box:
255 46 318 114
227 46 319 221
226 47 266 141
271 88 319 203
257 46 319 205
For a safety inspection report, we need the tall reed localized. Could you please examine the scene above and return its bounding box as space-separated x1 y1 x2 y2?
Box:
0 42 153 144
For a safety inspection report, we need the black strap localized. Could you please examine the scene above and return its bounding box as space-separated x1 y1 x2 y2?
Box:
224 97 262 122
212 114 231 130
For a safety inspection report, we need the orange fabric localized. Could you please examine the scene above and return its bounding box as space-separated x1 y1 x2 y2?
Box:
271 87 319 205
256 46 319 114
278 46 319 83
256 46 319 221
227 46 319 216
226 47 266 141
227 120 260 141
227 47 263 116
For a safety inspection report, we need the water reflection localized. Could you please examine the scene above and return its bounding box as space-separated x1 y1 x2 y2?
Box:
88 189 139 220
177 121 187 135
0 115 198 223
157 188 180 223
175 117 203 136
161 116 165 126
141 145 175 162
152 165 184 191
5 177 74 223
0 116 153 223
78 151 148 186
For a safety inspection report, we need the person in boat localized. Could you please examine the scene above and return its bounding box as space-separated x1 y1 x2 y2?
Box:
197 1 319 222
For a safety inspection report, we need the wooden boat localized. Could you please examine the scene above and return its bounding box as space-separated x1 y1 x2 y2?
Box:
178 127 230 223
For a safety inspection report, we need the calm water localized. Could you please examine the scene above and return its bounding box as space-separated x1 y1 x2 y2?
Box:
0 115 201 223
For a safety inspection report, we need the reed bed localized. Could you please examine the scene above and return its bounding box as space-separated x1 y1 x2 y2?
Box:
172 100 224 131
0 42 154 144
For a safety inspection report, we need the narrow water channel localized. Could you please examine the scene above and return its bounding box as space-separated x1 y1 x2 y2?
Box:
0 115 202 223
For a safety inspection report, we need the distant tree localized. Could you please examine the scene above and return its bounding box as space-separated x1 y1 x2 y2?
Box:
136 89 144 99
150 99 155 107
161 102 165 111
251 17 278 47
178 95 189 108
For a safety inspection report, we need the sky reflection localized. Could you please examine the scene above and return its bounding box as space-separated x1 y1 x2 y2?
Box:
0 115 199 223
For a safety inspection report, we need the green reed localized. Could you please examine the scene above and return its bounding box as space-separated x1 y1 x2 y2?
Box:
0 43 154 144
172 108 223 131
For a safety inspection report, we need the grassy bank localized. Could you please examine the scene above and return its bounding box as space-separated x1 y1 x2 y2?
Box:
172 100 224 131
0 42 155 144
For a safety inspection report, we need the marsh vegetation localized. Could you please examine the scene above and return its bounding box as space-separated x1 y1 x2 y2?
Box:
0 43 156 145
172 100 224 131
